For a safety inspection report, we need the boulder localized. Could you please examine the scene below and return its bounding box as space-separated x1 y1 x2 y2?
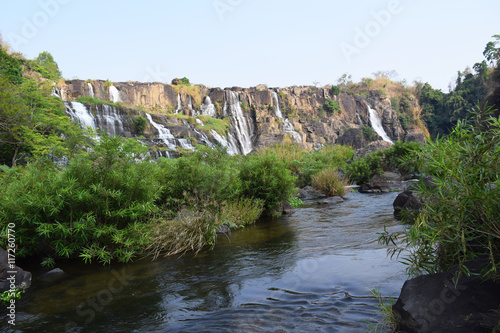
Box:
359 171 403 193
0 247 31 292
297 186 323 199
38 268 66 283
393 177 436 220
317 196 344 205
393 260 500 332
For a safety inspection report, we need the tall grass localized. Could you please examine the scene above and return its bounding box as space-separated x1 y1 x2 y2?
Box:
311 168 351 197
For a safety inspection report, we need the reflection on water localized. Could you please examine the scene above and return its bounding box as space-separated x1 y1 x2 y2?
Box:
4 191 407 332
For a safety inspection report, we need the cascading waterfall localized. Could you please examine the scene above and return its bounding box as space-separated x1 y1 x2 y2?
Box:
210 129 237 155
175 94 182 113
368 106 393 144
357 114 364 126
65 101 96 130
272 91 302 143
145 113 177 150
226 91 253 155
88 83 95 98
109 86 122 103
271 92 283 118
200 96 217 117
194 129 215 148
51 87 62 98
178 139 195 150
95 104 126 136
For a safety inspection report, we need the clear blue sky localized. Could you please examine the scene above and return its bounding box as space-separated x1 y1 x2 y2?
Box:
1 0 499 91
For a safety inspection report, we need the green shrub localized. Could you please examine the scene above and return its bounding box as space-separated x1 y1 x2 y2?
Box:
134 115 147 133
362 126 379 141
312 168 351 197
331 85 340 96
398 114 409 130
379 105 500 279
346 152 384 184
239 154 297 215
324 99 341 115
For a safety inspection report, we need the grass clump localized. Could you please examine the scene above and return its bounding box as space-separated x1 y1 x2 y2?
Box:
367 288 398 332
312 168 351 197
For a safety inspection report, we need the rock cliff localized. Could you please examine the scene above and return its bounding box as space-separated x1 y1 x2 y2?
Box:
58 80 427 155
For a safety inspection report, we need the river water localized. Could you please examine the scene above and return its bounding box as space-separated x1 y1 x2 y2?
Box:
5 191 408 333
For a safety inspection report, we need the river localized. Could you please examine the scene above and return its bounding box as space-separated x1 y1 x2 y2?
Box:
5 191 408 333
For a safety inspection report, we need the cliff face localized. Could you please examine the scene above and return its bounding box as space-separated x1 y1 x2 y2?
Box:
58 80 426 155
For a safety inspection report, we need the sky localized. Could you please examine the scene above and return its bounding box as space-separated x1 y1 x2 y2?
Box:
1 0 499 92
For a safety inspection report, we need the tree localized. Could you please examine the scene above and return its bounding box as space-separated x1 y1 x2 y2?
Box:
35 51 62 81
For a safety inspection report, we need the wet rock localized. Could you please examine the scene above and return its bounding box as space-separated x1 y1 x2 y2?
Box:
393 177 436 220
359 171 403 193
39 268 66 283
0 247 31 292
393 260 500 332
317 196 344 205
297 186 324 199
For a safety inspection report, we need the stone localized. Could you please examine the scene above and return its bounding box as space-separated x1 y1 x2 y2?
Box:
359 171 403 193
317 196 344 205
39 268 66 283
393 177 436 220
393 260 500 332
0 247 31 292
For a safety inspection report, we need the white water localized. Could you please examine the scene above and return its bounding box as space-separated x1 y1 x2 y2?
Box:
66 101 96 130
357 114 364 126
272 92 283 119
194 129 215 148
200 96 217 118
178 139 195 150
368 106 393 144
188 96 194 113
51 87 62 99
175 94 182 113
273 91 302 143
97 105 126 136
109 86 122 103
210 129 237 155
145 113 177 150
226 91 253 155
88 83 95 98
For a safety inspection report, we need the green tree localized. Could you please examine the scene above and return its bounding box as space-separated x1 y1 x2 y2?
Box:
35 51 62 81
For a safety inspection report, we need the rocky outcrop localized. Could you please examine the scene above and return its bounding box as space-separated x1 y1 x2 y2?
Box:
393 177 436 220
393 260 500 332
58 80 426 153
0 248 31 292
359 172 404 193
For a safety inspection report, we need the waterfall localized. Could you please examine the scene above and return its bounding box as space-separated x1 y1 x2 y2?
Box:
194 129 215 148
357 114 364 126
178 139 195 150
109 86 122 103
200 96 217 118
145 113 177 150
210 129 237 155
272 92 283 119
273 92 302 143
175 94 182 113
65 101 96 130
96 104 126 136
226 91 253 155
368 106 393 144
51 87 62 99
88 83 95 98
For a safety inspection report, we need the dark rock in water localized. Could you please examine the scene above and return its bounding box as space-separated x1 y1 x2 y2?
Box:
216 223 232 235
298 186 323 199
317 196 344 205
393 260 500 332
359 171 403 193
39 268 66 283
281 201 295 215
0 247 31 292
393 177 436 220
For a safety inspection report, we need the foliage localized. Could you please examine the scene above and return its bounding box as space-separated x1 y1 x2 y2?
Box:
34 51 62 81
0 135 162 264
288 196 303 208
1 289 24 304
362 126 379 141
172 77 191 86
346 152 384 185
398 114 409 130
77 96 119 108
133 115 147 133
311 168 351 197
367 288 398 332
331 85 340 96
324 99 341 115
104 79 113 88
196 115 230 136
239 153 297 215
0 47 23 84
379 105 500 279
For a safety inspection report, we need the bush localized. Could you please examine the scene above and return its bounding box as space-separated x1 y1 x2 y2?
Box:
398 114 409 130
379 105 500 279
312 168 351 197
239 154 297 215
134 115 147 133
346 152 384 184
324 99 341 115
362 126 379 141
331 85 340 96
